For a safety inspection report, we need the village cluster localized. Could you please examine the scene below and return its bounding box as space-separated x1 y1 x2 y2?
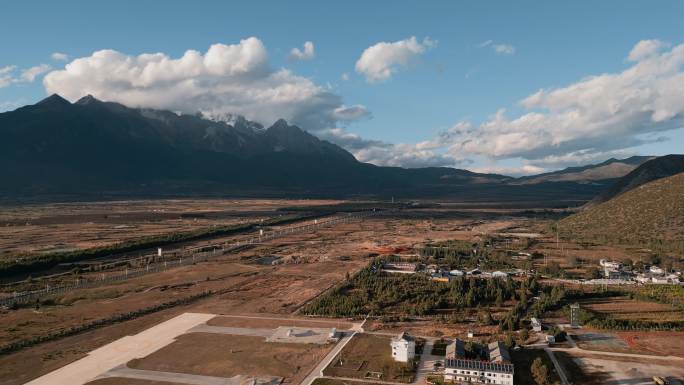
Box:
381 261 526 281
597 259 683 285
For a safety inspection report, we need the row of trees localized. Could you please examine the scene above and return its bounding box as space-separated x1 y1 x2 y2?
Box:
1 213 313 278
0 290 212 355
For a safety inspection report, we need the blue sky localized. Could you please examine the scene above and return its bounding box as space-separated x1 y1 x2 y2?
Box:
1 1 683 175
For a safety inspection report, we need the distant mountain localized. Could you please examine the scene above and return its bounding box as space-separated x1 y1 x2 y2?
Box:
515 156 652 185
560 172 684 248
0 95 628 204
589 154 684 205
0 95 516 199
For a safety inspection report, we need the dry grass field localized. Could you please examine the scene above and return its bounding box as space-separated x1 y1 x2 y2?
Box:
127 333 331 384
207 315 353 330
2 198 682 385
577 296 684 322
88 379 177 385
0 199 342 260
323 333 415 383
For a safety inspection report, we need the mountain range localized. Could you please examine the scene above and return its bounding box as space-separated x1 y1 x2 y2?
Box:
560 171 684 249
0 95 674 204
588 154 684 205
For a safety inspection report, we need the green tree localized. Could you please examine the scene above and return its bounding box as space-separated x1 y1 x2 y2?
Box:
531 357 549 385
520 327 529 343
504 333 515 348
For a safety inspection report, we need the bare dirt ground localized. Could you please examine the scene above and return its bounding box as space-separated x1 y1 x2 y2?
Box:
208 316 353 330
573 329 684 357
88 379 176 385
0 199 340 258
323 333 414 383
568 352 684 385
128 333 331 384
1 199 682 385
577 296 684 322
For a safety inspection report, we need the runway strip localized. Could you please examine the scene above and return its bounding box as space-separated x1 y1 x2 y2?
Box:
25 312 215 385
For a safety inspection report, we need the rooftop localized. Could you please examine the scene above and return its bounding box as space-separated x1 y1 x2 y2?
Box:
445 358 514 374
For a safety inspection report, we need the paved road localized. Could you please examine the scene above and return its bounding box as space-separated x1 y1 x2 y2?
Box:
544 347 570 385
188 324 275 337
98 365 282 385
300 331 357 385
26 312 216 385
317 376 409 385
414 340 440 384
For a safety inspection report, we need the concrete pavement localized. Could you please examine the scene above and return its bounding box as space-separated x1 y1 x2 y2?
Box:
26 312 216 385
300 331 357 385
188 324 275 337
97 365 282 385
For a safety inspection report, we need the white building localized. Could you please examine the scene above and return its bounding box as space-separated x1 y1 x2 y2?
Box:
530 317 542 332
391 332 416 362
492 271 508 278
652 276 672 284
600 259 622 270
635 274 651 284
603 268 622 279
649 265 665 275
444 342 513 385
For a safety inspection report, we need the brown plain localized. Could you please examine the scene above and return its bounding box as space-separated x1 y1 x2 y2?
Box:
127 333 331 384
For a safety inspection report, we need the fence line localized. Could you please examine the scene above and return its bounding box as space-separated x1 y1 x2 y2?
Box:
1 210 379 307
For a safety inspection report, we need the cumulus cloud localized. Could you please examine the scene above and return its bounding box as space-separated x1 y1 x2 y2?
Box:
355 36 436 83
425 40 684 168
313 127 463 168
0 65 16 88
627 39 667 61
479 40 515 55
289 41 315 61
0 99 26 112
493 44 515 55
43 37 368 130
0 64 51 87
51 52 69 61
21 64 51 82
470 164 545 176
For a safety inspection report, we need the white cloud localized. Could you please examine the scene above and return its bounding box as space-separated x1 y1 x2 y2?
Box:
0 98 26 112
332 105 371 121
0 64 50 87
355 36 436 83
479 40 515 55
313 127 463 168
627 39 667 61
341 72 350 81
51 52 69 61
426 40 684 168
289 41 315 61
21 64 51 82
43 37 368 130
493 44 515 55
470 164 545 176
0 65 16 88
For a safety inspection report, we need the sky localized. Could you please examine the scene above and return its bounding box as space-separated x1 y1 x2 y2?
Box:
1 1 684 175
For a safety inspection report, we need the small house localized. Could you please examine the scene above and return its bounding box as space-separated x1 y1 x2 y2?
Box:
391 332 416 362
530 317 542 332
